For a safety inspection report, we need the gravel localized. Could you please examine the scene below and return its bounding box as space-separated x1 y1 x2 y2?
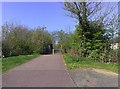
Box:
68 68 118 87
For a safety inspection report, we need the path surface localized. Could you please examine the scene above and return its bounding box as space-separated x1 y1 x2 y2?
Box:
2 54 75 87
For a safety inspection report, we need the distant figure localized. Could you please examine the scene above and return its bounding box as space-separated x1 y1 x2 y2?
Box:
48 45 51 54
48 45 51 50
50 44 54 54
46 44 53 54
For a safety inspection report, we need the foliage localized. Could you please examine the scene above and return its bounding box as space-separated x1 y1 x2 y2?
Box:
31 27 53 54
2 23 53 56
55 22 112 62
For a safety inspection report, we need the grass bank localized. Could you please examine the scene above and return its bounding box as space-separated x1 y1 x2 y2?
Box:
2 54 39 73
63 54 118 73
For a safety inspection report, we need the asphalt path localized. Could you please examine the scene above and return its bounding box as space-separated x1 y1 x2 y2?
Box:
2 54 75 87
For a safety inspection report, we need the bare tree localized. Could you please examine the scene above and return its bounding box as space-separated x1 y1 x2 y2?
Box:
64 2 117 28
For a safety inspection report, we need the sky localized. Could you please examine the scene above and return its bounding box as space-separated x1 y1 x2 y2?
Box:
2 2 76 32
2 2 118 33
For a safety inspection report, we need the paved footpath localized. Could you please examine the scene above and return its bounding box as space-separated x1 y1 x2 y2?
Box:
2 54 75 87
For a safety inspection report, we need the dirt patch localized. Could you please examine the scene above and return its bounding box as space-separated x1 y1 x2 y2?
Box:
91 68 118 76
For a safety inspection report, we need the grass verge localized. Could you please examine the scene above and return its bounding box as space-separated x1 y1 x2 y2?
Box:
2 54 39 73
63 54 118 73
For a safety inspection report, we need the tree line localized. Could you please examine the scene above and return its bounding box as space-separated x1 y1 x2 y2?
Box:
2 23 53 57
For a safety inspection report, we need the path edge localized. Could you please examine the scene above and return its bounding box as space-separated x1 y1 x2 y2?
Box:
60 54 77 87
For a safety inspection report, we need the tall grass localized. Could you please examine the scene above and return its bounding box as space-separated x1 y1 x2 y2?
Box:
63 54 118 73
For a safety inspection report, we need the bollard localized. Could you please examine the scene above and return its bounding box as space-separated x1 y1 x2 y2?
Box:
52 49 54 55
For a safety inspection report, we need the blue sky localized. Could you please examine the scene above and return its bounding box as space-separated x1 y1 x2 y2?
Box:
2 2 76 32
2 2 118 32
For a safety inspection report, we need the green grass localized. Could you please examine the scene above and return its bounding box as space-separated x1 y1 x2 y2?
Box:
63 54 118 73
2 54 39 73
